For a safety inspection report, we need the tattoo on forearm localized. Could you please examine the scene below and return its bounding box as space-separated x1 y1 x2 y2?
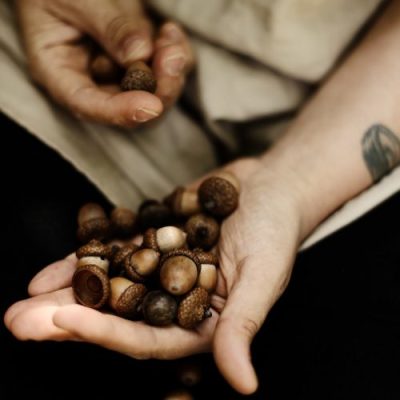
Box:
362 124 400 182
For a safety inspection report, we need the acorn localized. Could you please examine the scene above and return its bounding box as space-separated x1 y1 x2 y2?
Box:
160 249 200 296
137 200 174 230
198 174 239 218
164 187 201 217
177 363 202 387
76 202 111 243
143 226 187 253
90 53 122 83
110 207 137 237
194 251 218 293
185 213 220 250
177 287 211 329
108 277 147 318
73 240 112 309
110 242 139 277
142 290 178 326
124 248 160 282
76 239 112 271
163 390 193 400
121 61 157 93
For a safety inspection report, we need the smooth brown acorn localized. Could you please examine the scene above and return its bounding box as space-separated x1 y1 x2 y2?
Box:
143 226 187 253
194 250 218 293
124 248 160 282
159 249 200 296
198 173 239 218
77 202 111 243
137 200 174 230
164 187 201 217
110 207 137 237
177 287 211 329
90 53 122 83
73 240 112 309
121 61 157 93
109 277 147 318
142 290 178 326
110 243 139 277
185 213 220 250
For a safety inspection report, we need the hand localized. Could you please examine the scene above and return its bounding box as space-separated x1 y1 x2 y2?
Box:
4 158 306 394
16 0 194 126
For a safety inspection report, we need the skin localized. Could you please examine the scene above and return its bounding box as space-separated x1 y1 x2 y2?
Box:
15 0 194 126
4 0 400 396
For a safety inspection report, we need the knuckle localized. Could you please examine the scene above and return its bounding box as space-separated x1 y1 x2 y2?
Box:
240 317 260 339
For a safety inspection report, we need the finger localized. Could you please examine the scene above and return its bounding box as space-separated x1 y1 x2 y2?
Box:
153 22 195 108
53 304 217 359
4 288 77 341
213 255 291 395
28 254 77 296
38 47 162 126
79 1 153 66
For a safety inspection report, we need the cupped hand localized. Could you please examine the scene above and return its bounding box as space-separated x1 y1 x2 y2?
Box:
4 158 306 394
16 0 194 126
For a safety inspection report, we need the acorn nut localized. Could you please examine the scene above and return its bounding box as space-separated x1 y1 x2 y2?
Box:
121 61 157 93
142 290 178 326
76 239 112 272
110 207 137 237
164 187 201 217
109 277 147 318
185 213 220 250
177 287 211 329
138 200 173 230
143 226 187 253
77 202 111 243
195 251 218 293
160 249 200 296
198 174 239 218
110 242 139 277
124 248 160 282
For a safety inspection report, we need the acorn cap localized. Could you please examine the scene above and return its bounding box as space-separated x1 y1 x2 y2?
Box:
142 228 159 251
77 218 111 243
212 171 240 192
72 265 110 309
177 287 211 329
76 239 112 260
138 200 174 230
124 248 160 282
185 214 220 250
110 207 137 237
142 290 178 326
109 277 147 319
160 249 200 296
121 61 157 93
198 176 239 218
192 249 219 266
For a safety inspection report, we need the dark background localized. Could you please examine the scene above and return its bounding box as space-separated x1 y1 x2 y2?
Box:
1 114 400 399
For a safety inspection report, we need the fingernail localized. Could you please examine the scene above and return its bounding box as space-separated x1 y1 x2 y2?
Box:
124 37 148 61
165 24 183 41
133 108 160 122
164 54 185 76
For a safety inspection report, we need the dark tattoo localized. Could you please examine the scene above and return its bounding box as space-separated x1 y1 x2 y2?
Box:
362 124 400 182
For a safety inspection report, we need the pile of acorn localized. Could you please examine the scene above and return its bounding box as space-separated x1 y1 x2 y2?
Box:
72 172 240 329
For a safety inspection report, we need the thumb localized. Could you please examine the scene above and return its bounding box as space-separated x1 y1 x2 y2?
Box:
71 2 154 66
213 255 291 394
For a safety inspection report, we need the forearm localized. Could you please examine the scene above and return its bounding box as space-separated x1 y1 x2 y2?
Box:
261 1 400 238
